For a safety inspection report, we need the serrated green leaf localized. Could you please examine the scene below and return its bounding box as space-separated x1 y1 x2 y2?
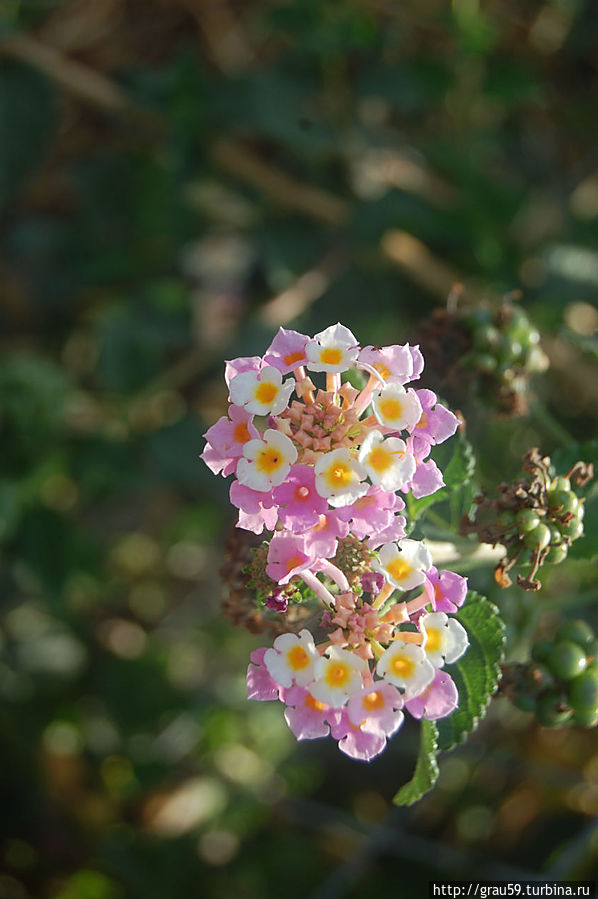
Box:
393 719 439 806
436 591 505 752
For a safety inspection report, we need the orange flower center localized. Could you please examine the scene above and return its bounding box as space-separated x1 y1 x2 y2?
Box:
324 662 351 688
374 361 391 380
325 463 352 487
368 446 393 473
233 421 251 444
285 554 304 573
287 645 310 671
416 412 429 429
391 655 415 678
362 691 385 711
256 447 284 475
305 693 326 712
425 627 442 653
254 381 278 405
378 397 403 422
386 557 412 582
320 347 343 366
294 485 311 502
284 351 305 366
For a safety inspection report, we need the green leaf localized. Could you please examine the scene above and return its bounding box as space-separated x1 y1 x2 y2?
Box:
408 434 476 523
436 591 505 752
393 719 439 806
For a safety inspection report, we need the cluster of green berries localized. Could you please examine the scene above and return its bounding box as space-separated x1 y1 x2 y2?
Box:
461 448 592 591
416 296 548 416
510 620 598 728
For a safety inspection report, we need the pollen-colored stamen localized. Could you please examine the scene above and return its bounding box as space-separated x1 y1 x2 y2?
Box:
327 463 352 486
305 693 326 712
254 382 278 405
391 655 415 678
425 628 441 653
256 447 283 474
368 446 393 473
373 362 391 380
386 558 412 582
285 351 305 366
320 348 343 366
233 422 251 443
287 645 310 670
362 691 385 711
325 663 350 687
379 398 402 421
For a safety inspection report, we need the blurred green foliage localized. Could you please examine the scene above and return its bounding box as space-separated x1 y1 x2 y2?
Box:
1 0 598 896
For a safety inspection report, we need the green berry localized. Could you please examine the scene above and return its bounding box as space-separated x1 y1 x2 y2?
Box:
531 638 553 664
547 490 579 515
586 639 598 669
523 523 551 551
568 670 598 711
512 692 537 713
536 691 573 727
546 641 588 681
558 516 584 540
474 352 498 373
516 509 540 534
497 510 516 533
545 543 568 564
497 336 522 365
556 620 594 648
473 325 500 349
571 707 598 728
550 477 571 493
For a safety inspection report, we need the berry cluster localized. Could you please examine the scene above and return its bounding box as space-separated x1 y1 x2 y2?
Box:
202 324 469 761
506 620 598 728
461 448 593 590
417 296 548 415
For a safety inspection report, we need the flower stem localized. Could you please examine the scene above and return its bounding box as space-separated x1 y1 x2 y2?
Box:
301 569 337 608
372 579 395 610
318 560 350 592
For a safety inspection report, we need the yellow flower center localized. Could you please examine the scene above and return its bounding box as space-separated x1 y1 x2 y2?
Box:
254 381 279 405
325 462 352 487
287 645 310 671
256 447 284 475
305 693 326 712
416 412 428 429
425 627 442 653
233 421 251 444
284 351 304 366
324 662 351 688
320 347 343 366
386 557 413 583
374 361 391 380
378 397 403 422
391 655 415 679
368 446 393 473
362 691 385 711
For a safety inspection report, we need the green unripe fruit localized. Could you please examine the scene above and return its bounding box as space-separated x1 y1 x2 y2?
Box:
550 476 571 493
516 509 540 533
545 543 568 565
556 620 594 647
531 638 553 664
571 707 598 728
497 336 522 365
547 490 579 515
585 639 598 670
536 691 573 727
558 516 584 540
512 692 537 713
474 325 500 349
546 641 588 681
474 352 498 373
497 510 516 533
523 523 551 551
568 670 598 711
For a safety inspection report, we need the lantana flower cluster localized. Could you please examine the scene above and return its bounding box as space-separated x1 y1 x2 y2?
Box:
202 324 469 761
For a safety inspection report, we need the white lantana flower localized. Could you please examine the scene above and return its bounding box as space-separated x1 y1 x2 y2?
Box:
236 429 298 491
310 646 368 707
358 429 416 492
314 448 368 507
264 629 319 688
374 539 431 590
372 384 422 432
229 365 295 416
305 323 359 373
377 641 435 699
419 612 469 668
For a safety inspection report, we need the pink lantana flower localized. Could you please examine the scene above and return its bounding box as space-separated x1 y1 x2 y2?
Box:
347 683 404 736
225 355 262 387
343 486 404 540
264 629 320 688
266 532 316 585
247 648 282 701
367 515 407 548
411 389 459 457
201 405 259 477
358 344 414 385
273 464 328 532
330 710 388 762
424 566 468 613
404 669 459 720
283 685 333 740
303 510 350 559
229 481 278 535
263 327 310 374
407 344 424 381
305 323 360 373
406 457 445 499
